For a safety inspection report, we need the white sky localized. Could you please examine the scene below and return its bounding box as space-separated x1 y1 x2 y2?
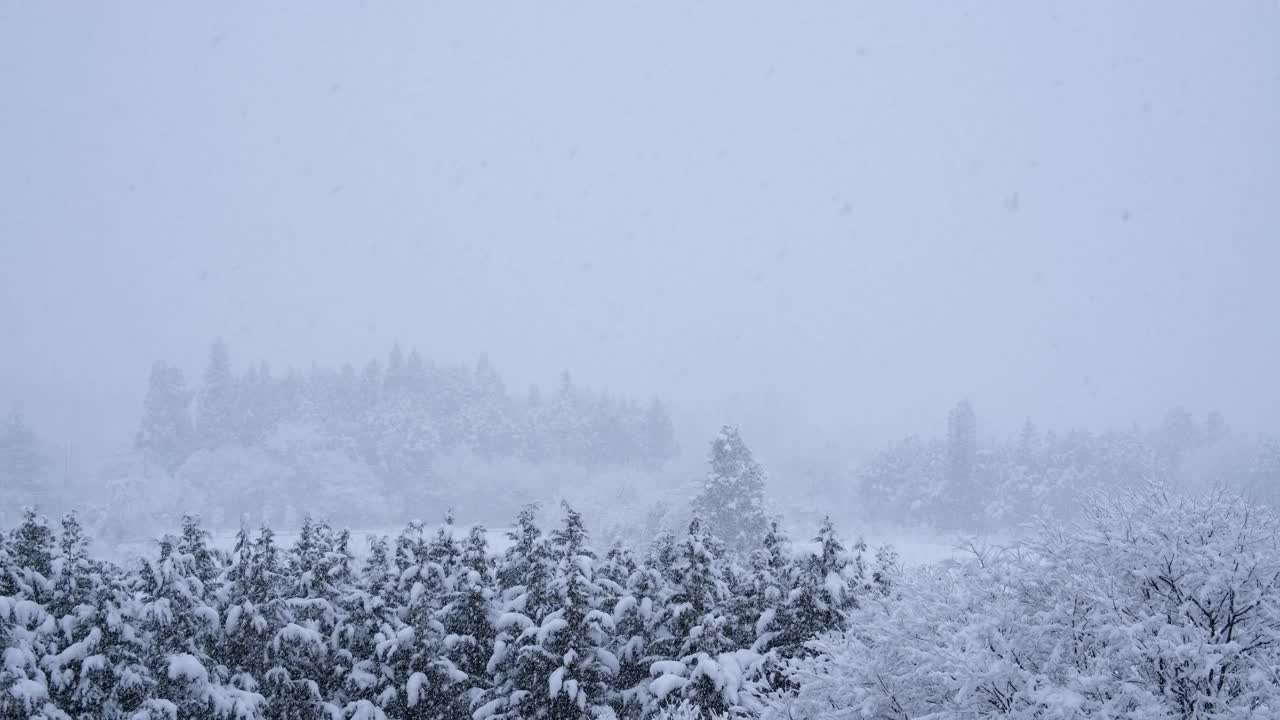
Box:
3 2 1279 462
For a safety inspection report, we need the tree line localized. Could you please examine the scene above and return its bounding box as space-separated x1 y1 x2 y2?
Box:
859 400 1280 530
6 424 1280 719
1 425 862 720
136 339 678 479
0 503 887 719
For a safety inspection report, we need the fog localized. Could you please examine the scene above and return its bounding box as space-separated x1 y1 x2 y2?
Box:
3 3 1280 487
6 7 1280 717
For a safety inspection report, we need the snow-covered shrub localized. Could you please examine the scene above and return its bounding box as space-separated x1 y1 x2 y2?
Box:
770 485 1280 719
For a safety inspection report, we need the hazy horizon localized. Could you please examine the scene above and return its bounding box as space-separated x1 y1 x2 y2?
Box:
4 2 1279 466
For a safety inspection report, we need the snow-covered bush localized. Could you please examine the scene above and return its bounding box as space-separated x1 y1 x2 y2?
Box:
770 485 1280 719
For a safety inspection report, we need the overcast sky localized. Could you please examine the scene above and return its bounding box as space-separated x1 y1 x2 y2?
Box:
3 2 1279 463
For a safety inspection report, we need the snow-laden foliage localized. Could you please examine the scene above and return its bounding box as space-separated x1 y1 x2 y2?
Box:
693 427 770 559
770 485 1280 719
14 409 1273 720
2 496 876 720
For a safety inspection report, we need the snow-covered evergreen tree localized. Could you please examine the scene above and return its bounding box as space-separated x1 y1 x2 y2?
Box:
692 427 769 558
478 503 614 720
0 415 47 523
134 531 264 719
136 361 195 473
195 339 237 449
739 522 792 653
773 517 863 657
438 525 496 718
0 494 891 719
10 507 56 602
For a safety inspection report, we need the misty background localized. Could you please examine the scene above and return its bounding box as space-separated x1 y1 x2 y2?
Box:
3 3 1279 541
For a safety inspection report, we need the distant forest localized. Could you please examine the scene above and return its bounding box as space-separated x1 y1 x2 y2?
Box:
4 357 1280 539
855 400 1280 530
135 339 678 478
0 341 681 533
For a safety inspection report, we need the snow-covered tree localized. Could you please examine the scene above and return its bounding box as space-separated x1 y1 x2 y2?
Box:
640 399 677 471
0 491 905 719
437 525 496 718
136 361 195 472
0 413 47 521
772 485 1280 720
692 427 769 558
196 339 237 449
479 503 615 720
495 505 555 626
10 507 56 601
738 522 792 653
773 518 863 657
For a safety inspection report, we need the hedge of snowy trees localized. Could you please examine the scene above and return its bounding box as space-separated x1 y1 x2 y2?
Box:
136 340 678 478
6 486 1278 720
0 502 887 720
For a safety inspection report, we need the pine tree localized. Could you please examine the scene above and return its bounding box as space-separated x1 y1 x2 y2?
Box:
1154 404 1202 469
196 339 237 448
1016 418 1039 464
136 533 263 719
38 512 125 716
496 504 555 625
468 356 516 459
362 535 394 601
177 514 221 588
549 372 587 461
610 543 667 720
136 361 195 472
870 543 899 598
288 514 329 600
438 526 496 719
640 398 677 470
946 400 979 523
368 515 467 719
774 517 863 656
480 504 614 720
331 535 395 716
654 518 739 716
219 525 284 695
61 552 151 718
666 518 732 658
596 542 638 601
10 507 55 601
394 520 428 576
692 426 770 558
0 413 46 518
741 522 792 652
234 361 277 447
49 511 93 618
